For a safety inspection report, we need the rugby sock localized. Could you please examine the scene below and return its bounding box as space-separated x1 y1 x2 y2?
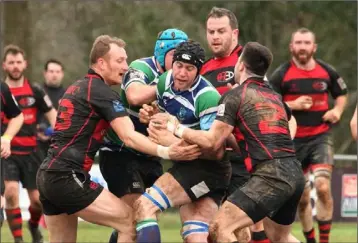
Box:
303 228 316 243
136 219 161 243
28 206 42 227
108 229 118 243
5 208 23 240
252 230 270 243
318 219 332 243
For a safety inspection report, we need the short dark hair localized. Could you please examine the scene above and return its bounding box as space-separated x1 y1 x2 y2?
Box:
207 7 238 30
291 27 316 43
3 44 26 62
44 58 64 71
241 42 273 76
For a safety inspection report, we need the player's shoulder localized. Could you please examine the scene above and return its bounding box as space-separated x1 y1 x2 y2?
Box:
130 56 158 76
1 81 9 91
273 61 291 74
315 59 338 73
29 81 46 93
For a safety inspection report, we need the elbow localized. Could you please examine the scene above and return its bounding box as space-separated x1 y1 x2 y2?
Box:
127 94 143 107
122 134 135 149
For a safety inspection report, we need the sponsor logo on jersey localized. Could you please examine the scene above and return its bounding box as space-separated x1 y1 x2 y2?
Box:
217 71 234 82
312 81 328 91
113 100 125 112
217 104 225 116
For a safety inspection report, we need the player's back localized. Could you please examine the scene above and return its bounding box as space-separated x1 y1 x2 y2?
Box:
230 78 295 170
43 72 115 172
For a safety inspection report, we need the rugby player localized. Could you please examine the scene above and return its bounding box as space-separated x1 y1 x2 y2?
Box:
100 28 188 243
135 40 231 243
152 42 305 243
270 28 348 243
35 35 200 243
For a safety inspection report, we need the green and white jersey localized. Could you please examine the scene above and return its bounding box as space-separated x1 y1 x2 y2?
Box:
102 56 161 153
157 70 221 131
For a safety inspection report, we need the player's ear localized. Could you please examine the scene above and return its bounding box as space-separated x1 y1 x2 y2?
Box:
313 43 317 53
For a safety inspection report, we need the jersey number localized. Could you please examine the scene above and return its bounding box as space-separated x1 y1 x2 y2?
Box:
55 99 74 131
255 102 288 134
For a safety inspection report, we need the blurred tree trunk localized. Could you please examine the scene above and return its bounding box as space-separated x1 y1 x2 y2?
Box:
3 2 32 80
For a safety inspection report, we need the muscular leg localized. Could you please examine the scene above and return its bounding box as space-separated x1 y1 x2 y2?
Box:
76 189 136 243
45 213 78 242
209 201 254 243
298 173 316 243
313 165 333 243
109 194 142 243
263 217 300 243
4 181 23 242
134 172 192 243
179 197 218 243
251 220 269 243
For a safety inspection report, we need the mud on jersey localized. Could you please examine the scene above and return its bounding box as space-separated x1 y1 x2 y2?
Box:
157 70 220 130
103 56 161 155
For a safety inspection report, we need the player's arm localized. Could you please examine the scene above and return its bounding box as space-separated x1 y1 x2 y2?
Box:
1 83 24 158
157 92 237 152
350 107 357 141
320 61 348 123
33 84 57 128
91 83 201 161
124 68 157 106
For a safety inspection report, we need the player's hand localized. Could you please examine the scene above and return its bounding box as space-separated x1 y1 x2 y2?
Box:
293 96 313 110
1 136 11 159
37 131 50 142
151 113 180 134
168 139 201 161
139 102 160 124
147 120 177 146
322 108 342 124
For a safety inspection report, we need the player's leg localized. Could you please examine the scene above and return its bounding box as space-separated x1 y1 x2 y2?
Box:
134 172 191 243
263 217 299 243
298 171 316 243
24 152 44 243
45 214 78 242
250 220 269 243
294 138 316 243
209 200 254 243
99 150 163 243
210 158 305 243
76 189 136 242
179 197 219 242
226 158 252 243
311 134 334 243
3 155 23 242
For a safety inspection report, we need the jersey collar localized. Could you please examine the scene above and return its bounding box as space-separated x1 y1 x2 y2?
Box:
86 68 105 81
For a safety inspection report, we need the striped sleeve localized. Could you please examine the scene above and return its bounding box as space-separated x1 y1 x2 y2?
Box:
195 88 221 130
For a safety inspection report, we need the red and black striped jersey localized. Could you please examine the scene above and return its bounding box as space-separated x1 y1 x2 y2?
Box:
41 69 128 172
215 77 295 172
269 59 348 138
2 79 53 154
200 45 243 95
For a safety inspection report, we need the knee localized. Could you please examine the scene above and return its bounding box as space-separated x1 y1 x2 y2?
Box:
315 178 331 200
133 196 157 222
5 189 18 207
209 218 226 242
298 189 311 210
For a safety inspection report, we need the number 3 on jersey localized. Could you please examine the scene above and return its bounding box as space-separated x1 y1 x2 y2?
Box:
55 98 74 131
